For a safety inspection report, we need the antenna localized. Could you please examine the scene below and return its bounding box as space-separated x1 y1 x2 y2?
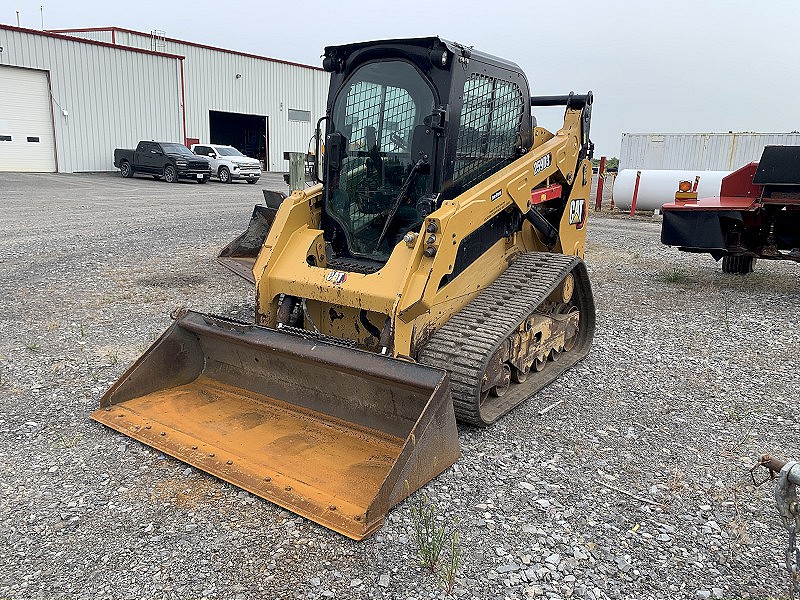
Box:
16 10 20 27
40 5 43 29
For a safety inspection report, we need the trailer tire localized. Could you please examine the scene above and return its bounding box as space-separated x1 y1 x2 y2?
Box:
721 255 755 275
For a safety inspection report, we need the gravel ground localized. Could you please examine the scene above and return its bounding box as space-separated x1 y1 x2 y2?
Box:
0 172 798 600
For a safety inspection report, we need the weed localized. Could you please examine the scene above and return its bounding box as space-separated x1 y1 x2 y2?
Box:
408 492 461 595
667 466 685 492
410 494 447 571
107 351 119 365
438 522 460 596
79 323 86 337
726 486 751 553
725 403 750 423
86 357 100 382
722 425 753 456
57 433 82 449
658 267 694 285
24 341 41 352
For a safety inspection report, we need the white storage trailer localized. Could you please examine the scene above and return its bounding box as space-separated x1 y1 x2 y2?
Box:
620 132 800 171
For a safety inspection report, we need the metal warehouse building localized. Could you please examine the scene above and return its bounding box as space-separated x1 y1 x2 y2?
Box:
620 132 800 171
0 24 329 173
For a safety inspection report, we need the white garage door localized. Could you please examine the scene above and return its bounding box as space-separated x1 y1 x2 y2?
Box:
0 66 57 172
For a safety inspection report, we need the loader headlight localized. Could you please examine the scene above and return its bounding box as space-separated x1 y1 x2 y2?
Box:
431 48 449 69
678 180 692 192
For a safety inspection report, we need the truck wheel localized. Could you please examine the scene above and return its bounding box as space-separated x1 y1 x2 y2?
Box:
164 165 178 184
120 161 134 178
721 255 756 274
218 167 232 183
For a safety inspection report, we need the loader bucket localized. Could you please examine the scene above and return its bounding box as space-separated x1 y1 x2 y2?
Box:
217 191 286 283
92 310 460 540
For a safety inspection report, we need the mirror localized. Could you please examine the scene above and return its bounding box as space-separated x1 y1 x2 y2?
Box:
313 116 330 184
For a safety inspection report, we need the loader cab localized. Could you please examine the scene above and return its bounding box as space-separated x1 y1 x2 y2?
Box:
320 37 532 264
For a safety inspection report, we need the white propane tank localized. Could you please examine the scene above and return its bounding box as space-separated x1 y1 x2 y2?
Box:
612 169 731 211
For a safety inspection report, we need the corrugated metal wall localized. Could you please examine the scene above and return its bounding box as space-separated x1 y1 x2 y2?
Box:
0 27 182 172
114 30 330 171
620 132 800 171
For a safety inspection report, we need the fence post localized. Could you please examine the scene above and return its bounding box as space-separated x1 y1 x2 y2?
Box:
629 170 642 217
594 156 606 211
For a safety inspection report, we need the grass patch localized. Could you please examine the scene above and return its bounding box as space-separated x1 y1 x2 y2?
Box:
658 267 695 284
24 341 41 352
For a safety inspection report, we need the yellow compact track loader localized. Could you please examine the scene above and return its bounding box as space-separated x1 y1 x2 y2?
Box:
94 37 596 540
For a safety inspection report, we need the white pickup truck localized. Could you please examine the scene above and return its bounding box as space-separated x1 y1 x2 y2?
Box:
191 143 261 184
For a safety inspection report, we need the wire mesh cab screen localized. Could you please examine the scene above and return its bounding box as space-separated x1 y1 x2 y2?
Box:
453 74 524 193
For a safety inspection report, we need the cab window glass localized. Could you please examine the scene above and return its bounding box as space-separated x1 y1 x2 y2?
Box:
326 60 435 260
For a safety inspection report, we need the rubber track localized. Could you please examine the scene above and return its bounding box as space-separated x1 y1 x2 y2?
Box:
418 252 595 426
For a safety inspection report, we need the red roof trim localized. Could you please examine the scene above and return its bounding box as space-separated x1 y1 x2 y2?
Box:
1 24 184 59
48 26 323 72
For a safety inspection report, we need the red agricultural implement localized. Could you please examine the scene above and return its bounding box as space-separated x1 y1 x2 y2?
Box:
661 145 800 274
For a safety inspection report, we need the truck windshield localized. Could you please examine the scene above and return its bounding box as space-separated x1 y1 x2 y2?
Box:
218 147 244 157
161 143 194 156
326 60 435 260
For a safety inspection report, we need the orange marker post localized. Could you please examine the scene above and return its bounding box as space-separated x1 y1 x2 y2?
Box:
629 170 642 217
594 156 606 211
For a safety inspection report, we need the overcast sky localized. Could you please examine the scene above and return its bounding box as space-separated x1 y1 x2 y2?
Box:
6 0 799 156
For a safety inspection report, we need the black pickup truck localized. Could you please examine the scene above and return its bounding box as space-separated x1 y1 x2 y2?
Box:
114 141 211 183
